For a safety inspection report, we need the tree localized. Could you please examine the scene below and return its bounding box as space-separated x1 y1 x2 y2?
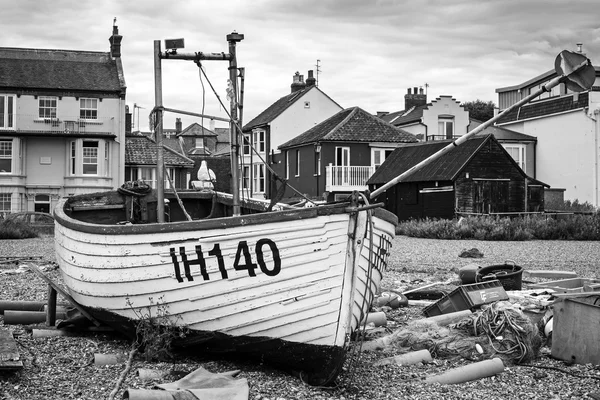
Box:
462 99 496 122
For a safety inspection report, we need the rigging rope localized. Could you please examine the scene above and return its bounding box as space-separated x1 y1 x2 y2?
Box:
194 62 317 205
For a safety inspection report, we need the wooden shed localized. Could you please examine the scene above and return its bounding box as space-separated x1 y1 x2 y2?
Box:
367 134 548 221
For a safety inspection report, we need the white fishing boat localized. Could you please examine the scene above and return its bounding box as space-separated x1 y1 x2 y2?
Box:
52 33 398 385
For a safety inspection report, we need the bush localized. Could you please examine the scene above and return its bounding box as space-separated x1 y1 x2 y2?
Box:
0 218 40 239
396 212 600 240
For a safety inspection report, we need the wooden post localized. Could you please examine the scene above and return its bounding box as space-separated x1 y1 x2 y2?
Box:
46 285 57 326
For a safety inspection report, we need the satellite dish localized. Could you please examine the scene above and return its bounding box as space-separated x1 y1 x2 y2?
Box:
554 50 595 92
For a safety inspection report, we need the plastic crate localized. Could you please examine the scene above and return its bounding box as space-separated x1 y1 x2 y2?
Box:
423 280 509 317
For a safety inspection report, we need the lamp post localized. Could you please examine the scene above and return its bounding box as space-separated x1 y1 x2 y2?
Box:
314 142 321 198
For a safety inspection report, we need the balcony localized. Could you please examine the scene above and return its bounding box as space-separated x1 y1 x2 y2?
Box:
0 113 114 136
325 165 375 192
426 134 462 141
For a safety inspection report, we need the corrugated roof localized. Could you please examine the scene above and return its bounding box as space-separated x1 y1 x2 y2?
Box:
279 106 417 149
367 135 492 184
125 135 194 167
496 91 589 124
0 48 124 92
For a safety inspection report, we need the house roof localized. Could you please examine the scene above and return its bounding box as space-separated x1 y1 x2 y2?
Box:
379 103 429 126
177 123 218 137
242 86 341 131
496 91 589 124
0 47 125 93
470 120 537 141
125 135 194 167
279 106 417 149
496 66 600 93
368 135 502 184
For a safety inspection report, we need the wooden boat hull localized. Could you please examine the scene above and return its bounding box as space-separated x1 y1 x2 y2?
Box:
53 191 396 384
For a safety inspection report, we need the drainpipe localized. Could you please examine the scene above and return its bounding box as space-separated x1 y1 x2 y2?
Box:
595 109 600 207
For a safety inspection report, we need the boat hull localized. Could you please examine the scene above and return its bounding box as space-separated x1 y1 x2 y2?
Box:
53 192 396 384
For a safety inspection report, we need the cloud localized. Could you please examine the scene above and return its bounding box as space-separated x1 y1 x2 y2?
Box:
2 0 598 130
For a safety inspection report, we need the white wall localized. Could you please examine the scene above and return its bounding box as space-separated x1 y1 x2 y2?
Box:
270 88 343 152
502 108 600 205
421 96 470 137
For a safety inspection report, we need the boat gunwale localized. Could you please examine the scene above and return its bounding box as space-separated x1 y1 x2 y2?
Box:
54 196 355 236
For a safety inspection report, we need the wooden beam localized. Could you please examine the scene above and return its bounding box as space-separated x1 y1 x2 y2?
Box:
27 264 102 327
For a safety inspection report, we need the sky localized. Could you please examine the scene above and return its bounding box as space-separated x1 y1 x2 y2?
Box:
2 0 599 132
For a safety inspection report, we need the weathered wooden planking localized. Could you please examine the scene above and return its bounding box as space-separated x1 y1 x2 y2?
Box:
552 298 600 365
0 330 23 370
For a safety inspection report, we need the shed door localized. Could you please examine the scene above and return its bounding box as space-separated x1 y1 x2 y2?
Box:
473 180 509 213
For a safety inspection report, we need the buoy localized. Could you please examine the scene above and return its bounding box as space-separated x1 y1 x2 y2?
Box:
374 349 433 366
3 310 67 325
363 311 387 327
425 310 473 326
137 369 168 381
425 358 505 385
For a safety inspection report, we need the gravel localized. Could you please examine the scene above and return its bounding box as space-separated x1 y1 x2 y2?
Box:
1 236 600 400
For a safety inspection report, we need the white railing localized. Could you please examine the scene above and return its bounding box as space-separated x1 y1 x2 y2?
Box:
325 165 375 191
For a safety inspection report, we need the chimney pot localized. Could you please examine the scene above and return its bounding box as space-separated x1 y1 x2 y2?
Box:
577 43 583 53
175 118 182 133
405 84 428 110
306 70 316 87
407 88 411 94
109 25 123 58
291 71 307 93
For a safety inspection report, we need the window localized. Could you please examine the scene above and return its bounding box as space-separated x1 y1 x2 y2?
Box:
80 98 98 120
126 167 156 188
0 139 12 173
0 94 15 129
285 151 289 179
34 194 50 213
504 144 526 172
315 150 321 176
195 137 205 149
243 134 251 155
295 149 300 176
164 167 175 189
39 96 57 119
242 165 250 189
253 130 265 153
0 193 11 213
253 164 265 193
372 148 394 169
69 139 109 176
438 117 454 139
82 141 98 175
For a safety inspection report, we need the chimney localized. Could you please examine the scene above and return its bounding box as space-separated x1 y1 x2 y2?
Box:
209 119 215 132
405 86 427 110
175 118 182 134
306 70 316 87
109 25 123 58
125 105 132 135
291 71 306 93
